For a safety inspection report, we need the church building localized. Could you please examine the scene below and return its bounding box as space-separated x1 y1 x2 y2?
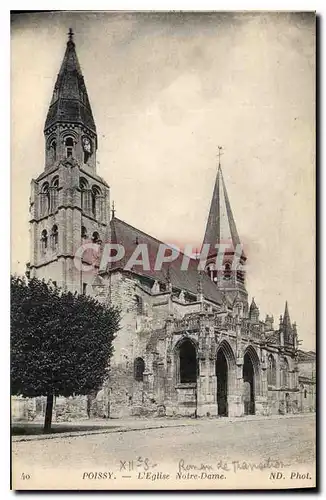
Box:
14 31 315 421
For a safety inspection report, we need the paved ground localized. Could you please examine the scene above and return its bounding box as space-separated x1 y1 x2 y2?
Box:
12 414 316 490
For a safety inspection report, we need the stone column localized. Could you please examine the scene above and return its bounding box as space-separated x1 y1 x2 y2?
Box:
164 343 177 416
229 359 244 417
196 354 207 417
232 320 244 417
197 351 217 417
255 347 268 416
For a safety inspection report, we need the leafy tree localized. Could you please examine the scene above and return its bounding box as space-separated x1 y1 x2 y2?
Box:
11 275 120 432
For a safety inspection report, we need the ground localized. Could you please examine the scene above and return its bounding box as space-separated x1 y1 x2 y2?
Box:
12 414 316 490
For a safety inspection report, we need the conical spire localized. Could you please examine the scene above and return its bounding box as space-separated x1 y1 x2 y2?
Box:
203 165 241 254
249 297 259 322
44 29 96 133
282 301 293 343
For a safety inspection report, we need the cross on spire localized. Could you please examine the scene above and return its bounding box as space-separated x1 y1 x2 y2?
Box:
217 145 224 168
111 201 116 218
67 28 74 43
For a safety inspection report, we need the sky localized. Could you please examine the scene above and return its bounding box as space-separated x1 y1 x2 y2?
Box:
11 11 315 350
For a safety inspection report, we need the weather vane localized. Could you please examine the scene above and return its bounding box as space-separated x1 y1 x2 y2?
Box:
217 146 224 168
68 28 74 43
111 200 116 219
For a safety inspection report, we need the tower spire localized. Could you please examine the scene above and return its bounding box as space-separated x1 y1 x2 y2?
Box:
44 30 96 134
282 301 295 345
203 151 241 254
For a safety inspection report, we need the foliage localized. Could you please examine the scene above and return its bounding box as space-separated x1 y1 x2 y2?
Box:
11 275 120 399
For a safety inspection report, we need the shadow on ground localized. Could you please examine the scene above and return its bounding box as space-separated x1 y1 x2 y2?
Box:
12 423 118 436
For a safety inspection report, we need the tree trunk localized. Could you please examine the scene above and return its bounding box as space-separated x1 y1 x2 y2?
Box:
44 393 54 433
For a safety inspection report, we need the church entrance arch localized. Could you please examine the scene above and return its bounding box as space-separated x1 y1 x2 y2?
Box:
242 346 260 415
216 341 236 417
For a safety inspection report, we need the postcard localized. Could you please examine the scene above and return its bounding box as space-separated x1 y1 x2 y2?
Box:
11 10 316 490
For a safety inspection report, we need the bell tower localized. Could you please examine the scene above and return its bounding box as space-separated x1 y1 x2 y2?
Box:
202 150 248 309
28 30 110 293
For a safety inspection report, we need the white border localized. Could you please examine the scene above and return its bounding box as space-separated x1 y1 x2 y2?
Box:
3 3 322 498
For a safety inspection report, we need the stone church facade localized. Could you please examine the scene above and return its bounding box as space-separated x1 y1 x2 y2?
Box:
12 32 315 422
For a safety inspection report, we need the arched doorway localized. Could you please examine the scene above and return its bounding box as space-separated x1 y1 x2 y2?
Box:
242 346 261 415
178 339 197 383
243 352 255 415
216 341 237 417
216 350 228 416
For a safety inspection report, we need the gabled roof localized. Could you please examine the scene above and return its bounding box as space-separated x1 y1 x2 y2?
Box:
297 350 316 362
108 217 223 305
265 330 280 344
44 35 96 133
202 165 242 256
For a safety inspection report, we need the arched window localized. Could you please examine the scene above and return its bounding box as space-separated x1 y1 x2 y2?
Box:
41 229 48 252
65 137 74 158
179 339 197 383
92 231 101 244
82 136 92 164
236 267 245 284
50 139 57 162
40 182 50 215
135 295 144 315
134 357 145 382
206 263 217 283
80 178 89 212
51 225 58 249
267 354 276 386
50 176 59 212
224 261 232 280
91 186 102 219
280 357 289 387
81 226 88 239
304 389 307 399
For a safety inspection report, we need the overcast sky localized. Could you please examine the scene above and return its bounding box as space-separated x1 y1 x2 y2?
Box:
11 11 315 349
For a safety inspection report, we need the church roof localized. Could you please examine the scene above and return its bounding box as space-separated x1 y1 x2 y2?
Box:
108 217 224 305
44 32 96 133
265 330 280 344
297 350 316 362
202 165 242 256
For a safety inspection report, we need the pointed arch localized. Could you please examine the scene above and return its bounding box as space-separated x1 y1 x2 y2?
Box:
267 353 276 386
216 340 237 416
243 344 261 398
40 182 50 215
49 176 59 212
50 139 57 161
64 136 75 158
224 260 232 280
40 229 48 252
134 357 145 382
50 224 58 249
216 340 237 368
174 337 198 384
80 177 89 212
280 356 290 388
91 185 102 219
